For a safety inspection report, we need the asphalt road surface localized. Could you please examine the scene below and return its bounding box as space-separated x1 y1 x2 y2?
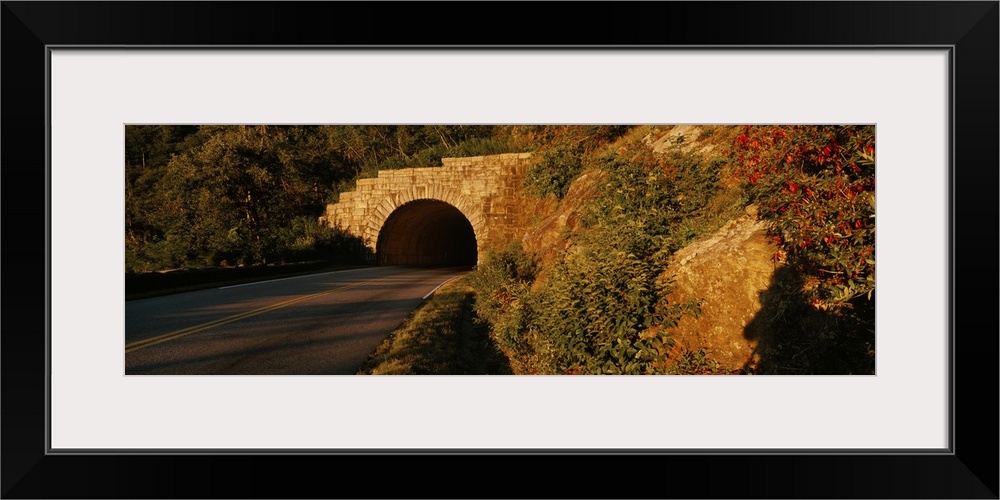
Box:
124 266 470 375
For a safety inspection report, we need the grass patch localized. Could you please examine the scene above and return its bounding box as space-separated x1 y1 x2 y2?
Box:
358 276 513 375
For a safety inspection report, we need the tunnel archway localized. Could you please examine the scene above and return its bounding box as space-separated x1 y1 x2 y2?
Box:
375 199 478 266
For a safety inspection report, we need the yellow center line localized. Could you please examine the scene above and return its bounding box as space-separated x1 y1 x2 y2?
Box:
125 274 394 354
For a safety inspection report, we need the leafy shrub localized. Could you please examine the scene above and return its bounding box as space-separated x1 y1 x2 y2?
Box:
473 141 730 374
523 144 585 199
667 348 727 375
374 154 413 172
518 243 699 374
730 125 875 309
583 145 729 254
280 217 372 264
468 243 539 372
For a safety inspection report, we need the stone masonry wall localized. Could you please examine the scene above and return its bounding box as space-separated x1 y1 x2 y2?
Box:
322 153 539 261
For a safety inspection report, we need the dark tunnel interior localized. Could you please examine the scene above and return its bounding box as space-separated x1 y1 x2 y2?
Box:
375 199 478 266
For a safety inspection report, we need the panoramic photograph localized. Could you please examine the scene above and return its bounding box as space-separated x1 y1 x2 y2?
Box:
124 125 876 375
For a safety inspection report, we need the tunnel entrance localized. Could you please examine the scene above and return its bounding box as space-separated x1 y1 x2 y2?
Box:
375 199 478 266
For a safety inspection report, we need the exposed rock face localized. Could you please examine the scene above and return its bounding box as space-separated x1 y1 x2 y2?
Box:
520 170 603 258
662 216 779 371
645 124 720 155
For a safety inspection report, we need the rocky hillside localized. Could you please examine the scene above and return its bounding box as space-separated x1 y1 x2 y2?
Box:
519 125 776 372
472 124 875 375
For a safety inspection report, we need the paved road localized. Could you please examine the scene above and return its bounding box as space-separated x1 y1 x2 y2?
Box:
124 266 470 375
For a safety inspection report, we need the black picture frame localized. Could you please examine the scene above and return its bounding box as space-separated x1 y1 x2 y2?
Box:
3 2 997 498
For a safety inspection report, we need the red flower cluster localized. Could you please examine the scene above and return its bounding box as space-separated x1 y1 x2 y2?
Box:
730 125 876 308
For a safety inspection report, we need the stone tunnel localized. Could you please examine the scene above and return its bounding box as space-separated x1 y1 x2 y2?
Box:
375 199 477 266
322 153 539 266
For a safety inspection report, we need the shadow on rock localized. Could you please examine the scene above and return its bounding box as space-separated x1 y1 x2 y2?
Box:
743 265 875 375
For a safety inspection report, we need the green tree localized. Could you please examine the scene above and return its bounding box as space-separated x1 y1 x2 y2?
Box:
142 126 346 268
125 125 201 271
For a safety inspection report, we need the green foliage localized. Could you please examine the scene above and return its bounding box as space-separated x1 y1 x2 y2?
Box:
372 136 521 173
471 242 538 289
516 245 700 375
587 125 632 143
666 348 729 375
450 137 520 157
513 125 630 149
125 126 368 271
521 126 632 200
523 144 584 199
583 145 728 254
468 243 539 371
358 127 520 173
731 125 875 310
474 140 729 374
280 217 372 264
125 125 202 265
